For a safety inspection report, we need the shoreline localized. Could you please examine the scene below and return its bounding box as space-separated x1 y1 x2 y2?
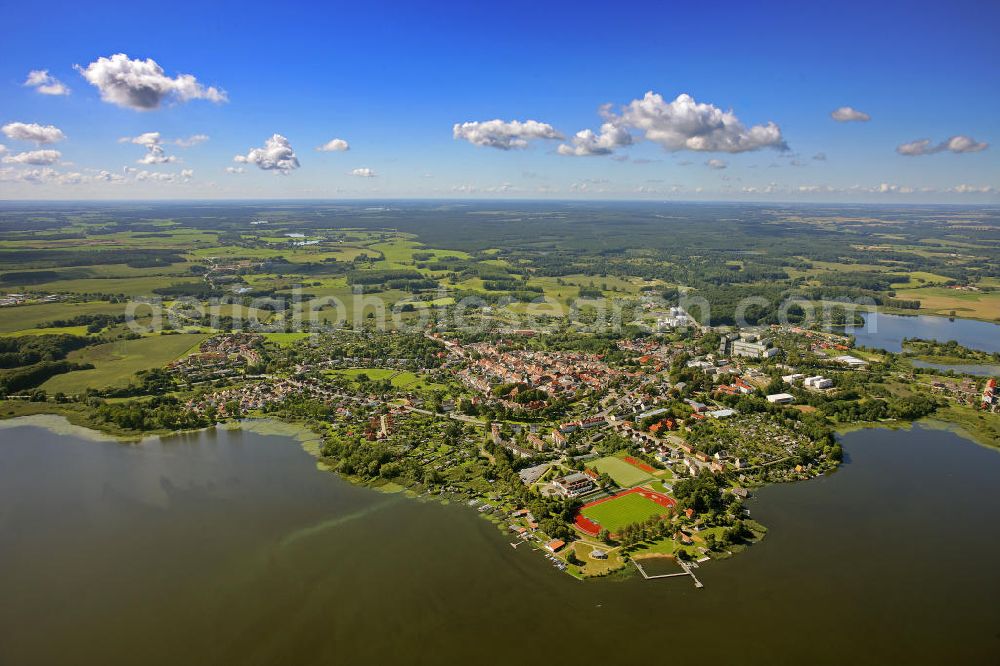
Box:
834 415 998 451
3 407 995 581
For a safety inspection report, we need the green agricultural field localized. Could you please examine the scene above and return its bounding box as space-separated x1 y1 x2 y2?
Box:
1 326 90 338
889 271 953 289
0 302 129 334
580 493 669 533
589 455 653 487
895 286 1000 321
1 276 201 297
41 333 208 394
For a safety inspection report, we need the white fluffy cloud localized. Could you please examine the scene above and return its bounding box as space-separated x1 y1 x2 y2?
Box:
558 121 632 156
0 164 201 187
351 167 376 177
138 144 177 164
0 145 6 154
453 119 562 150
2 149 62 165
123 167 190 183
897 135 989 156
225 166 245 174
2 122 66 144
949 184 996 194
831 106 870 122
561 92 787 157
706 158 728 169
175 134 209 147
120 132 178 164
617 92 787 153
317 138 350 152
93 170 124 183
234 134 300 174
75 54 227 111
24 70 70 96
0 166 83 184
121 131 161 146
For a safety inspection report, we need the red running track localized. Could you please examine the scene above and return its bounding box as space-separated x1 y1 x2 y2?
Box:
623 456 655 473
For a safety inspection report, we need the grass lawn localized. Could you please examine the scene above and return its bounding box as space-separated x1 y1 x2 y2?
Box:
649 479 673 494
570 541 624 577
581 493 668 533
41 333 208 394
263 332 314 346
324 367 450 392
632 538 678 557
589 455 653 487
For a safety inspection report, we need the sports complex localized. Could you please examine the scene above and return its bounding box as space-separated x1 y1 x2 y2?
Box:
574 487 676 537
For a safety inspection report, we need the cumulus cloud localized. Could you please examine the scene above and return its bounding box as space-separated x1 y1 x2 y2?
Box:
351 167 376 177
706 158 728 169
119 131 161 146
138 144 177 164
558 121 632 156
120 132 178 164
0 166 83 184
175 134 209 147
0 164 200 187
225 166 245 174
453 119 562 150
75 54 227 110
317 138 350 152
451 182 514 193
132 169 176 182
0 145 6 154
897 135 989 156
2 122 66 144
616 92 787 153
949 183 996 194
2 149 62 165
831 106 870 122
122 167 191 183
234 134 300 173
24 70 70 96
93 169 124 183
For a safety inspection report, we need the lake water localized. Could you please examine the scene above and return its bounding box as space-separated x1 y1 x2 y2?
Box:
911 359 1000 377
846 312 1000 354
1 420 999 665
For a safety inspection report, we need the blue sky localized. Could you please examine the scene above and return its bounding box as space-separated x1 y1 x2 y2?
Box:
1 0 998 201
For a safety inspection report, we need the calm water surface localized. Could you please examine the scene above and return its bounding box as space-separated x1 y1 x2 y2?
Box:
847 312 1000 353
911 359 1000 376
1 421 999 665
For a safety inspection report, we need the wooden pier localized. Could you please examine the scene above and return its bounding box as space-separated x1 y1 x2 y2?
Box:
632 558 704 588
